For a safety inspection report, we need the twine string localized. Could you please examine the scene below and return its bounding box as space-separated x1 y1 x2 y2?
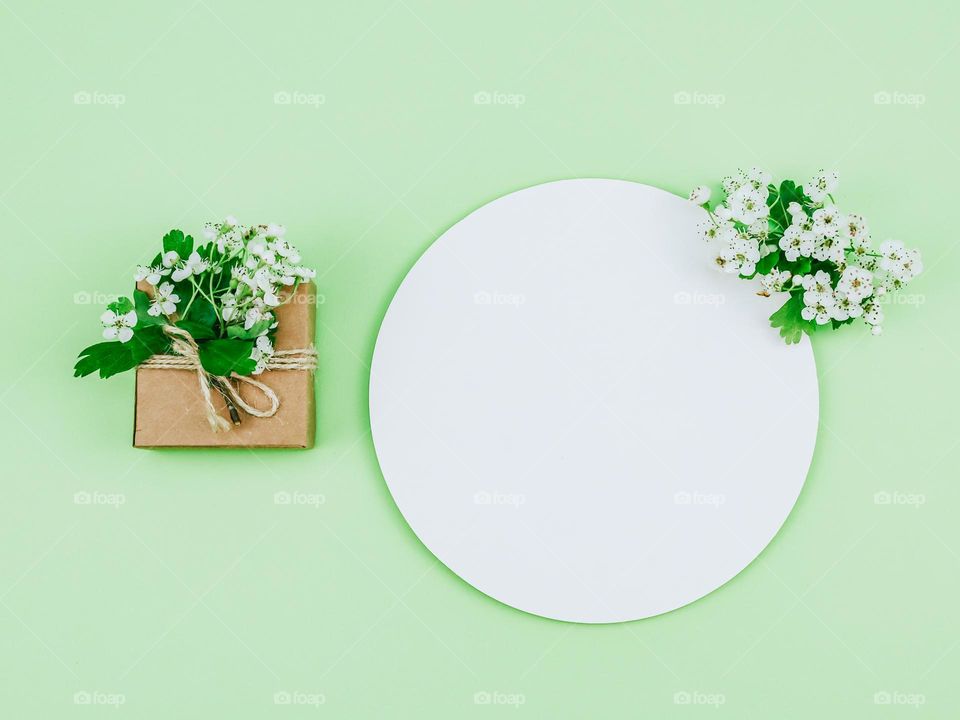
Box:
139 325 317 432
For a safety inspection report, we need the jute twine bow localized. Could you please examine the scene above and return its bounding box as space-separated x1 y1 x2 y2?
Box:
139 325 318 432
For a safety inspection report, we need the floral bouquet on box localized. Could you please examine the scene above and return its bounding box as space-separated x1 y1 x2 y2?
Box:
689 169 923 343
75 218 317 432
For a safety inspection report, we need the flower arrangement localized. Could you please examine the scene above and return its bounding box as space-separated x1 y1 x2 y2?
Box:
74 218 316 427
689 170 923 343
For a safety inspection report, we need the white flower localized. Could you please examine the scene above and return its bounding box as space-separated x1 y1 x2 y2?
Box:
812 232 848 263
265 223 286 238
689 185 711 204
804 169 839 203
161 250 180 268
171 251 209 282
836 266 873 303
801 292 835 325
224 215 238 228
147 282 180 317
134 264 168 286
801 270 833 306
221 292 238 322
779 225 814 261
863 301 884 327
714 205 733 221
728 186 769 224
880 243 923 282
787 202 806 221
100 309 138 343
812 205 845 238
700 219 736 244
758 269 791 296
719 236 761 276
748 219 769 241
830 291 863 321
250 334 275 374
842 213 869 243
745 167 772 189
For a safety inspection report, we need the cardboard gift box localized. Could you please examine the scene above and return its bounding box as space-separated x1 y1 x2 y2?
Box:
134 282 317 448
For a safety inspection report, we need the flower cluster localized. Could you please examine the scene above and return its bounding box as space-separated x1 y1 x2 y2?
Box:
689 170 923 343
77 218 315 380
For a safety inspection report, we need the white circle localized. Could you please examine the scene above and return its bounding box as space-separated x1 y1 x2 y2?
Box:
370 179 818 623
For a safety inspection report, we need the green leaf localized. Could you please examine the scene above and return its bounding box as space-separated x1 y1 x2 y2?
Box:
161 229 193 257
755 249 780 275
226 319 272 340
770 179 802 231
197 339 256 377
768 293 813 345
106 296 134 315
184 296 216 328
127 326 169 366
134 289 166 326
74 342 126 378
73 326 169 379
162 229 184 254
175 320 216 340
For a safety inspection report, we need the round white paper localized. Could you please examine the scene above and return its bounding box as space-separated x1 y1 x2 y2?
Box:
370 179 818 623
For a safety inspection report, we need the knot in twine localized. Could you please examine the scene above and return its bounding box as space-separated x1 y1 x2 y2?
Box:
139 325 318 432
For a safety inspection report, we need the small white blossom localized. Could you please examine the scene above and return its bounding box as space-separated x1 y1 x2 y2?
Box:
758 269 791 296
836 266 873 303
719 236 761 276
689 185 711 205
100 309 138 343
134 264 168 286
779 225 814 261
221 292 238 322
812 232 848 263
804 169 839 203
171 251 209 282
801 293 835 325
830 291 863 321
728 186 769 225
147 282 180 317
250 334 275 374
801 271 833 306
863 301 884 327
812 205 845 238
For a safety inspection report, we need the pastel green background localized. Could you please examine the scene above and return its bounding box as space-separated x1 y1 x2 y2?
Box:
2 0 957 716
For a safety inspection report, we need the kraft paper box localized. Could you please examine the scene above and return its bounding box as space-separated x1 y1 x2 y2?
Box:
134 282 316 448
